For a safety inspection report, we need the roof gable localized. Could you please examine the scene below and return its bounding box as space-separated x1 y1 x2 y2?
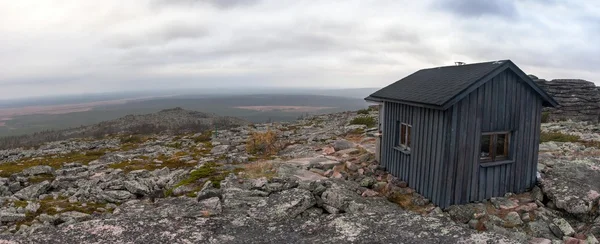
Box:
366 60 558 109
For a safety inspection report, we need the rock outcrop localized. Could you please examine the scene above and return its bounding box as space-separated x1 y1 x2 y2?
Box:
533 77 600 122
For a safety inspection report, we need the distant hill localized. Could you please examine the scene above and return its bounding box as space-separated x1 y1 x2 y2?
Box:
0 94 369 137
0 108 248 150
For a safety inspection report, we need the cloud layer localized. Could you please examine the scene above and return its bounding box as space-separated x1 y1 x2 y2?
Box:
0 0 598 99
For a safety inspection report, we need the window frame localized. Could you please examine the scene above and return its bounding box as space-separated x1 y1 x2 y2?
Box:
480 131 511 163
397 122 412 151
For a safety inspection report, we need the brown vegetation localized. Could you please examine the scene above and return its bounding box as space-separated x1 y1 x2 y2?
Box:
246 130 283 157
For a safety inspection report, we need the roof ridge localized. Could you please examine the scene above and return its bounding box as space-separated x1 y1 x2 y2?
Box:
420 60 510 71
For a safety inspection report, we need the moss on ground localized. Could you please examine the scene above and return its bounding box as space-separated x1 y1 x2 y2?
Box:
349 116 376 128
0 150 109 177
27 173 56 184
13 197 113 230
540 132 580 143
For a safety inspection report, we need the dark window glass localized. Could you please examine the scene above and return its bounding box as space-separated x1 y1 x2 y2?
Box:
480 135 492 160
496 134 508 159
481 132 510 162
406 125 411 148
400 124 406 146
398 123 411 150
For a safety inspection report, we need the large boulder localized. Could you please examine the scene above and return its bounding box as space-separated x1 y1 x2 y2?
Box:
248 188 315 221
100 190 134 203
13 181 50 200
21 165 54 176
332 140 355 151
124 180 150 196
534 78 600 122
540 159 600 216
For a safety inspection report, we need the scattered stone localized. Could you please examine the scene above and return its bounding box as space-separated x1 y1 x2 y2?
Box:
59 211 91 223
531 186 544 202
101 190 134 203
197 181 222 201
553 218 575 237
491 197 519 210
504 211 524 227
21 165 54 176
332 140 355 151
528 238 552 244
124 180 150 196
25 202 40 213
361 189 379 197
13 181 50 200
198 197 222 216
0 212 26 222
359 177 376 188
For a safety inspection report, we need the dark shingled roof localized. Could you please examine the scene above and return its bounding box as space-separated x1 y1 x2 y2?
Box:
368 60 506 106
366 60 558 109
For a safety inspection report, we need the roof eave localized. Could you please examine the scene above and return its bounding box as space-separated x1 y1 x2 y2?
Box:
366 95 444 110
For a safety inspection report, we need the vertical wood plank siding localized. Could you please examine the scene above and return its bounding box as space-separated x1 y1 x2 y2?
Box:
380 69 544 209
381 101 447 206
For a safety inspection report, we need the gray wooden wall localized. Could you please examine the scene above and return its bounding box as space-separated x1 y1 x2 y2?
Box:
381 69 543 208
380 102 449 207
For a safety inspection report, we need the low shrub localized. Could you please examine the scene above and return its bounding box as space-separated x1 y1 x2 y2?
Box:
539 132 580 143
541 112 550 123
349 116 376 128
357 109 370 115
193 131 213 143
246 130 282 156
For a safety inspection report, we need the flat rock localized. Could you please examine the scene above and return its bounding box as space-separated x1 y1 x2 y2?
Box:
0 212 26 222
333 140 355 151
552 218 575 237
277 164 326 182
21 165 54 176
248 188 315 221
540 160 600 215
13 181 50 200
0 188 521 243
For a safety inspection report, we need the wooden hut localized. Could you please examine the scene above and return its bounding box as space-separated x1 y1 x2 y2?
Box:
365 60 558 208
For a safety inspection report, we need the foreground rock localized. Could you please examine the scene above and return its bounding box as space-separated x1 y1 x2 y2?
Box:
0 177 520 243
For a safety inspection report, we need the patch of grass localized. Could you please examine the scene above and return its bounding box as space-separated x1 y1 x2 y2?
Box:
174 162 219 188
14 197 112 230
13 200 28 208
349 116 376 128
109 153 196 173
241 161 277 179
0 150 108 177
193 131 213 143
348 128 365 135
387 193 431 215
28 173 55 184
540 132 580 143
541 112 550 123
166 142 184 149
246 130 282 156
166 162 236 196
357 109 370 115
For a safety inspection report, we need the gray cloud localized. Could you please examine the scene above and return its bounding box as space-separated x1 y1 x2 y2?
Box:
436 0 518 18
0 0 598 99
153 0 261 9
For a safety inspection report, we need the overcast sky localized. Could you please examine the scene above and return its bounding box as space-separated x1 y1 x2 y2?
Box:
0 0 598 99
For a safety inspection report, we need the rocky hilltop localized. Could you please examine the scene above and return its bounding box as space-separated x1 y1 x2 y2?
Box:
0 109 599 243
0 108 249 150
532 77 600 122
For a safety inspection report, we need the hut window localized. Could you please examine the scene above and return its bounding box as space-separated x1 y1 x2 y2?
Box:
398 123 411 149
480 132 510 162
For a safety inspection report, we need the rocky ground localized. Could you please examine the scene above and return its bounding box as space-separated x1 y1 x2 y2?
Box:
0 109 598 243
